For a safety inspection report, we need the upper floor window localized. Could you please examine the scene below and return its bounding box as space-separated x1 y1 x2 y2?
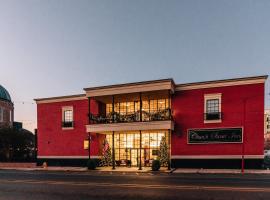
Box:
62 107 74 128
206 99 219 113
204 93 222 123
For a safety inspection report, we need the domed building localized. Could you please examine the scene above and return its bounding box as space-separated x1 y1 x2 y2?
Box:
0 85 14 127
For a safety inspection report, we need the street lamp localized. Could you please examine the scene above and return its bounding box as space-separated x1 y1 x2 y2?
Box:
241 99 246 174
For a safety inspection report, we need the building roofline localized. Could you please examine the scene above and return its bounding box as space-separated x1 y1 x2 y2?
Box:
34 94 86 104
176 75 268 91
176 75 268 87
34 75 268 103
83 78 175 91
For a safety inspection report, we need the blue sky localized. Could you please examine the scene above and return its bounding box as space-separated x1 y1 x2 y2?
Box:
0 0 269 131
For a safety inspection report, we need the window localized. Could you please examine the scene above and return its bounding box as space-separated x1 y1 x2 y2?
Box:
104 98 170 122
204 93 222 122
106 104 112 115
64 110 73 122
0 107 3 122
206 99 219 113
9 110 12 122
62 107 73 128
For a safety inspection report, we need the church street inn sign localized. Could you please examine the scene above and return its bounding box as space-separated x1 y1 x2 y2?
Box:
188 128 243 144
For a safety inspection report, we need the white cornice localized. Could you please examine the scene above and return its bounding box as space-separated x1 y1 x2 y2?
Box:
176 76 267 91
171 155 264 159
86 120 174 133
85 81 175 97
35 94 86 104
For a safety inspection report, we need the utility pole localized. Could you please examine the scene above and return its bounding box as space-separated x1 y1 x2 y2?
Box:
241 99 247 174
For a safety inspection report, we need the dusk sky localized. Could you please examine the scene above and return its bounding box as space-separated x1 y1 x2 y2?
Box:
0 0 269 132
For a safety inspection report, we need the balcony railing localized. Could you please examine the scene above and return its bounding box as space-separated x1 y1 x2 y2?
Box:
89 108 172 124
62 121 74 128
204 112 222 121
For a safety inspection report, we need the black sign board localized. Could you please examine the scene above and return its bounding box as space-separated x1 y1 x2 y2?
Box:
188 128 242 144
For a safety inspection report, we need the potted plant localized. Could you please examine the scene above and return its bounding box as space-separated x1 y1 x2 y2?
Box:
152 160 161 171
87 159 96 170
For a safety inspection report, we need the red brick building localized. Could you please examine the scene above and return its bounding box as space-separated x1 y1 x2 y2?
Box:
35 75 267 169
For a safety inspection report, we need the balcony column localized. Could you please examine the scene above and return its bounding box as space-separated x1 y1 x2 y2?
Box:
88 97 91 124
139 130 142 170
140 93 142 122
167 129 171 170
112 95 115 122
112 131 115 170
168 90 171 120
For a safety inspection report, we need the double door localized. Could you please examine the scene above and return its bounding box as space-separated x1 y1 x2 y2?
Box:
129 149 144 167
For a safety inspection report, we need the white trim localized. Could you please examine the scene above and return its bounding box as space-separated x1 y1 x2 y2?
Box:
37 156 100 159
171 155 264 159
204 119 222 124
204 93 222 124
62 106 74 130
176 78 266 91
38 155 264 159
85 81 174 97
86 120 174 133
187 127 243 144
35 95 86 104
62 127 74 130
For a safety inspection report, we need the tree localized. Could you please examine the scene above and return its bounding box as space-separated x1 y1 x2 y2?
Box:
265 138 270 150
99 138 112 166
158 136 168 166
0 127 35 162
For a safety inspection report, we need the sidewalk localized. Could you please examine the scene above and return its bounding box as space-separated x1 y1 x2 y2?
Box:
0 166 170 173
1 165 270 174
173 168 270 174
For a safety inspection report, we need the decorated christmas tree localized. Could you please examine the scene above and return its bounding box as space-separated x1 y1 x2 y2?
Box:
99 138 113 167
159 136 168 166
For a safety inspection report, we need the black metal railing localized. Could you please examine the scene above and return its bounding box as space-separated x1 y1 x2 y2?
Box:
62 121 74 128
204 112 222 121
89 108 172 124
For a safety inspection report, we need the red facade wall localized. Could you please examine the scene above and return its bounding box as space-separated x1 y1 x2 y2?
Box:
37 83 265 159
171 83 265 157
37 99 100 157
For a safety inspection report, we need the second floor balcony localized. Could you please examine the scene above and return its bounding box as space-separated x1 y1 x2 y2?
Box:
84 79 175 130
90 108 172 124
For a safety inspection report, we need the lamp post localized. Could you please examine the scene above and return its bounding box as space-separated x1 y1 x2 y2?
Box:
88 133 91 160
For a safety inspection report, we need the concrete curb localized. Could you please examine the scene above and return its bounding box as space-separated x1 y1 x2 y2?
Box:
1 167 270 174
172 168 270 174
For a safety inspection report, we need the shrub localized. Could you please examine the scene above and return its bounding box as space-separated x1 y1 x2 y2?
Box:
87 159 96 170
152 160 161 171
263 156 270 169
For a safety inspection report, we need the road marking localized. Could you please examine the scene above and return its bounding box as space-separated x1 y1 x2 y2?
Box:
0 179 270 193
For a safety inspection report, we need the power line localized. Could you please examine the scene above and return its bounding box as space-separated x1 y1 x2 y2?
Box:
13 101 35 105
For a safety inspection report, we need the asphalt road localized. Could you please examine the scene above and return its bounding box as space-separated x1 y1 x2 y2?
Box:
0 170 270 200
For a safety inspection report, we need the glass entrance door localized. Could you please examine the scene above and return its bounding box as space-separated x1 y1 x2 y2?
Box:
105 131 168 167
130 149 138 167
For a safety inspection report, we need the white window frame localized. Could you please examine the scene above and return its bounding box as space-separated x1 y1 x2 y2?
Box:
9 110 12 122
62 106 74 130
204 93 222 124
